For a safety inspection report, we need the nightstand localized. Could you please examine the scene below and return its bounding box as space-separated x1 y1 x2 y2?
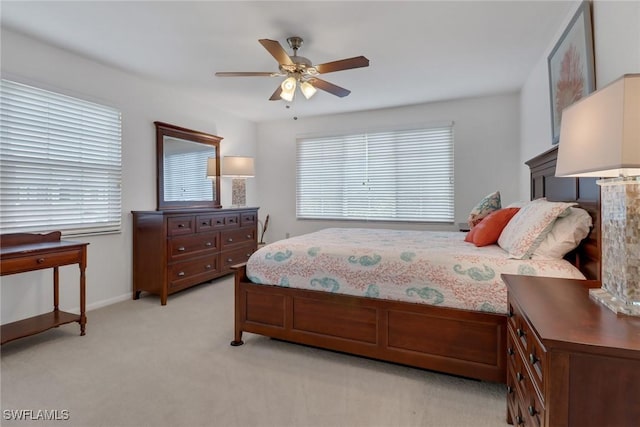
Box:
502 274 640 427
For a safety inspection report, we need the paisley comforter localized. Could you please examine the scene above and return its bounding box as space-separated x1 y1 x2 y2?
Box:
245 228 585 314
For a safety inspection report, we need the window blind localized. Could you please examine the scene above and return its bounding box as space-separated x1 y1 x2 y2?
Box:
296 125 454 222
0 79 122 235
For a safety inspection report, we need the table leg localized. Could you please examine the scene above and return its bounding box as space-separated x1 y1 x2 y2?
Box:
79 263 86 336
53 266 59 311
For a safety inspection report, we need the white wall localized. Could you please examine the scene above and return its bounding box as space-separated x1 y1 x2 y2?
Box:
256 93 521 243
519 0 640 198
0 29 258 324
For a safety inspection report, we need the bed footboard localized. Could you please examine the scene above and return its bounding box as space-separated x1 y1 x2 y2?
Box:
232 265 507 383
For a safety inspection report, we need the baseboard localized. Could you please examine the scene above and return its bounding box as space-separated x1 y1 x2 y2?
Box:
65 293 131 314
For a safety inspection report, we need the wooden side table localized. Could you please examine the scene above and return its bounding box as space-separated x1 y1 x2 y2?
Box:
502 274 640 427
1 231 89 345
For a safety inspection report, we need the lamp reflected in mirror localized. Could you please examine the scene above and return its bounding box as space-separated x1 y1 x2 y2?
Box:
206 157 217 200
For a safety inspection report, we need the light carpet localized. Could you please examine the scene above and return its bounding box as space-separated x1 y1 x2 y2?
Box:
1 275 508 427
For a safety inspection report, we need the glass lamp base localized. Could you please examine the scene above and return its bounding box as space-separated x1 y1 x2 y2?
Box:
590 288 640 316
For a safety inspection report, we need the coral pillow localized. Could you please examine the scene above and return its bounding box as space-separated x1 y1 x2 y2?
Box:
469 208 520 247
464 226 477 243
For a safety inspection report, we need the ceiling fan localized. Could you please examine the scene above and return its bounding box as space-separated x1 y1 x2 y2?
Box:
215 37 369 102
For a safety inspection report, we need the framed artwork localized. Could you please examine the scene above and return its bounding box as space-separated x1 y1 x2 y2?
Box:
547 1 595 144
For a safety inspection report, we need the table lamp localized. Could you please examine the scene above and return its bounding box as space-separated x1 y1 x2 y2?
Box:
222 156 255 207
556 73 640 315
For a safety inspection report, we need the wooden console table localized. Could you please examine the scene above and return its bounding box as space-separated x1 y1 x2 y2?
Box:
1 232 88 345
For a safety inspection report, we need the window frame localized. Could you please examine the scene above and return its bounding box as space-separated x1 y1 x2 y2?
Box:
296 123 455 223
0 78 123 236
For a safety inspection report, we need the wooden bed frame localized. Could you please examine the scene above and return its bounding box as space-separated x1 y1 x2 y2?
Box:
231 146 600 383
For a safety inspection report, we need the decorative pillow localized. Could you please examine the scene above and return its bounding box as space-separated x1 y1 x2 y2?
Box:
497 199 576 259
467 191 501 228
533 207 592 259
464 227 477 243
468 208 520 247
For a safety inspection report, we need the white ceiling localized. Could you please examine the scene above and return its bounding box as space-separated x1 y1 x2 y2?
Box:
1 1 573 123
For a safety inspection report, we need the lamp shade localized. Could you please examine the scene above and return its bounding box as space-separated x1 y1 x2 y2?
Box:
221 156 255 177
206 157 217 179
280 77 296 102
556 74 640 177
300 81 317 99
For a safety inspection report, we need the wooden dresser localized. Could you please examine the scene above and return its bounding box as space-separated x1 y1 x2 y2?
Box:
132 207 258 305
502 274 640 427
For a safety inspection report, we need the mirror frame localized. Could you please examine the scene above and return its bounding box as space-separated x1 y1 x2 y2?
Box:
155 121 222 210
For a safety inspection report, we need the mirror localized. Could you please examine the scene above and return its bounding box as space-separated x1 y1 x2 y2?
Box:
155 121 222 210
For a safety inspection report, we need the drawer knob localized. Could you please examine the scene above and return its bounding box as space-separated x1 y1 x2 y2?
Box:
37 258 45 264
205 264 212 269
515 415 524 425
205 242 212 247
507 347 515 356
507 308 514 318
178 247 186 252
516 328 525 337
516 372 524 382
178 224 185 228
227 258 233 262
202 222 208 226
507 385 514 394
529 353 538 365
246 234 252 239
227 238 233 242
177 271 185 277
528 406 537 416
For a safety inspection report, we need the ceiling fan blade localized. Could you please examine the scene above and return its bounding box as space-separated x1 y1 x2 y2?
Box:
259 39 294 65
269 86 283 101
308 78 351 98
215 72 278 77
315 56 370 74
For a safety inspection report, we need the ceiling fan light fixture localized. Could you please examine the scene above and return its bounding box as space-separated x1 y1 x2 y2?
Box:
280 76 297 101
300 81 317 99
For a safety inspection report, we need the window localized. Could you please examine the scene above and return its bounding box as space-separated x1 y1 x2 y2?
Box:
0 79 122 235
296 124 454 222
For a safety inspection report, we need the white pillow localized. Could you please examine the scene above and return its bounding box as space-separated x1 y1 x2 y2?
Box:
532 207 592 259
498 198 576 259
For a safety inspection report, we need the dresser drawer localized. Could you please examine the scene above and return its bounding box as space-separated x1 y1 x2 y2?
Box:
508 330 530 404
221 227 256 249
168 232 219 260
1 249 82 274
525 331 545 397
167 216 195 236
508 301 532 356
168 255 219 289
221 247 254 269
523 383 545 427
510 304 545 397
196 214 221 232
240 211 257 226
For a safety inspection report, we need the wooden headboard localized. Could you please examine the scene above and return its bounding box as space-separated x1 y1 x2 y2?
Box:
525 146 601 281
